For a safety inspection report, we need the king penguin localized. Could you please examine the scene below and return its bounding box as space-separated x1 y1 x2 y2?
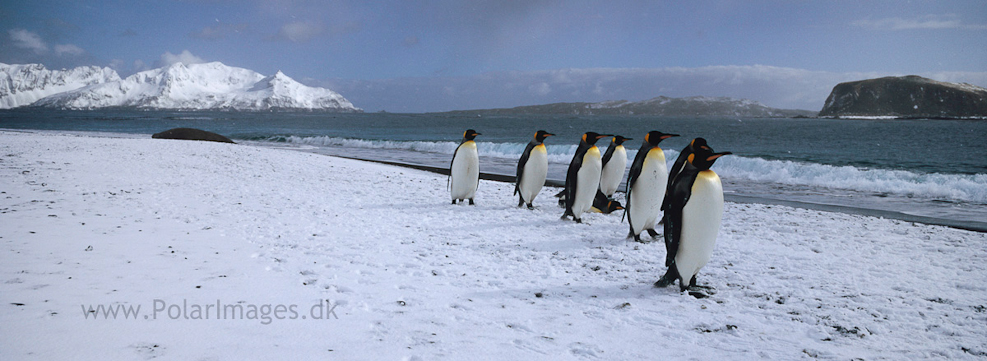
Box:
599 135 631 199
591 190 623 214
515 130 554 209
449 129 481 205
655 142 731 296
624 131 679 242
562 131 612 223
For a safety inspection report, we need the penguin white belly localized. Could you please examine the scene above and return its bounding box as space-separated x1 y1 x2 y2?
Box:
628 148 668 235
572 147 602 218
675 170 724 280
519 145 548 204
450 142 479 200
599 146 626 197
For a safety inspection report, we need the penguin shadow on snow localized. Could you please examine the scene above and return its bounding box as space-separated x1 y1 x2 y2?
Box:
468 282 716 308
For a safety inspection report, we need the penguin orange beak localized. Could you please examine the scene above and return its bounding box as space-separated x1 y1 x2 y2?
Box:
660 133 680 140
596 134 613 139
545 133 555 137
706 151 732 161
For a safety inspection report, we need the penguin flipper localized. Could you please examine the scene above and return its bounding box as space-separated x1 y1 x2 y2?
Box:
664 167 698 267
448 141 462 191
601 139 616 167
623 142 648 225
664 210 681 267
663 145 692 211
515 141 536 196
563 146 585 216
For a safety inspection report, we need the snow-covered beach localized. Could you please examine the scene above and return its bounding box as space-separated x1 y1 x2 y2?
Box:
2 130 985 359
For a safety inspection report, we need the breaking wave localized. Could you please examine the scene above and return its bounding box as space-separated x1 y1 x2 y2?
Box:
265 135 987 204
714 157 987 204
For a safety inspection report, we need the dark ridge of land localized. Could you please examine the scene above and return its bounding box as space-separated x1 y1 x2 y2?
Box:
438 96 816 118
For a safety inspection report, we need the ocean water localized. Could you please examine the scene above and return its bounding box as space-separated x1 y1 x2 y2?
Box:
3 108 985 230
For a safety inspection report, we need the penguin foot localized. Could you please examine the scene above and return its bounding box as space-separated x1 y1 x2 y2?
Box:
573 217 582 224
451 199 457 205
468 198 475 205
655 266 680 288
526 203 534 210
647 229 660 238
687 289 710 299
653 275 675 288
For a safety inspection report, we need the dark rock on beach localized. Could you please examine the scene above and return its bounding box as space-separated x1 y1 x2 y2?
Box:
151 128 235 143
818 76 987 119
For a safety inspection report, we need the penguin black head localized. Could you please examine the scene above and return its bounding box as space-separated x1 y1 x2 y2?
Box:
688 137 708 151
534 130 555 143
688 145 732 171
605 200 624 213
463 129 481 141
644 131 679 147
612 135 632 145
581 132 613 146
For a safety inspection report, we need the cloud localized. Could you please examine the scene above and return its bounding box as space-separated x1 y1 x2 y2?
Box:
160 50 205 66
54 44 84 56
528 82 552 96
9 29 48 53
853 15 986 31
274 21 324 42
134 59 150 72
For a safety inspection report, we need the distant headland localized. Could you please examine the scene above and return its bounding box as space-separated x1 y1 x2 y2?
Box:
818 75 987 119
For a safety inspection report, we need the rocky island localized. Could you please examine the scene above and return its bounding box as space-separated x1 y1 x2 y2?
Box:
818 75 987 119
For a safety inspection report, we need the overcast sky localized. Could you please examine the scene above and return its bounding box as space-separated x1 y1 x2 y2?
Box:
2 0 985 112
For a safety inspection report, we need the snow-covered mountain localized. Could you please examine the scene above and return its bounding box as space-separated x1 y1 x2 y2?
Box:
0 63 120 109
3 62 361 112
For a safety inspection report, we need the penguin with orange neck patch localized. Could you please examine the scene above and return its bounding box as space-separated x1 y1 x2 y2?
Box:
655 142 731 298
562 131 612 223
515 130 554 209
449 129 481 205
624 130 678 242
599 135 631 199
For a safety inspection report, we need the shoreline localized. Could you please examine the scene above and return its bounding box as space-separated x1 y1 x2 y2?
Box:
4 128 985 233
332 155 987 233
